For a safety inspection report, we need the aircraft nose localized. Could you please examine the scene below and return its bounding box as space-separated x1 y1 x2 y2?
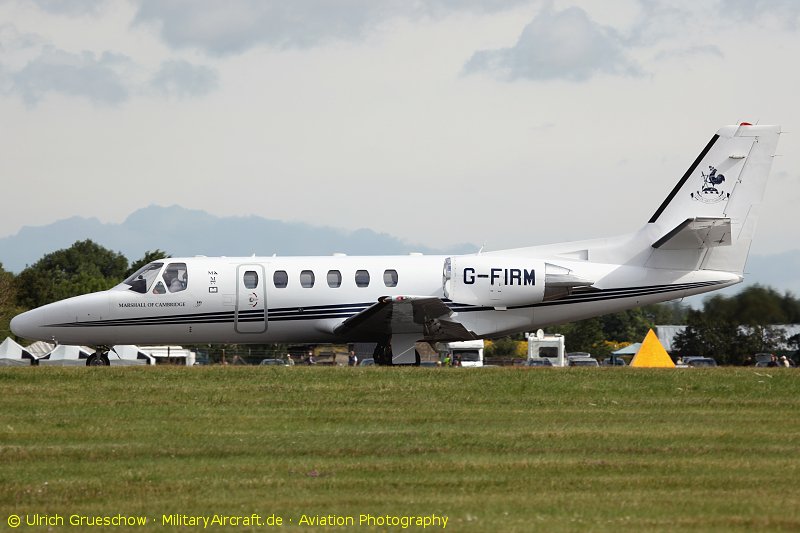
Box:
10 298 77 341
11 292 110 343
10 307 50 340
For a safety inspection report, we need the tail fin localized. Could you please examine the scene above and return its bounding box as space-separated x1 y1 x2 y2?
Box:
646 123 781 274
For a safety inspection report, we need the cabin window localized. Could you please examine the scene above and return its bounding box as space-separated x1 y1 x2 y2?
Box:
355 269 370 287
273 270 289 288
300 270 315 288
383 269 398 287
327 270 342 288
123 262 164 294
164 262 188 293
243 270 258 289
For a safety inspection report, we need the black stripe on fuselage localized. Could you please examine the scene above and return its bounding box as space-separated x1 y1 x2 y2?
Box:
44 303 371 328
42 282 726 329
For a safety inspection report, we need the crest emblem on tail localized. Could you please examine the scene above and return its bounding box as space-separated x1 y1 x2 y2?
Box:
691 165 729 203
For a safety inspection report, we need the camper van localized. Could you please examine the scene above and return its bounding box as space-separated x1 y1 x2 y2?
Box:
527 330 566 367
439 340 484 367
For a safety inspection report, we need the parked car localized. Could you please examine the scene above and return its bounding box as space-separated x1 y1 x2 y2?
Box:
568 357 600 367
684 357 717 367
601 356 627 366
259 358 290 366
526 358 554 367
753 353 774 365
359 358 375 366
567 352 592 359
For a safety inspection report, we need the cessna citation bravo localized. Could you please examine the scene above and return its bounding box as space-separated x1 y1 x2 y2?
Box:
11 124 781 365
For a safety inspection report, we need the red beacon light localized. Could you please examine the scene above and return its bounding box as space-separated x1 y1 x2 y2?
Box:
740 122 752 126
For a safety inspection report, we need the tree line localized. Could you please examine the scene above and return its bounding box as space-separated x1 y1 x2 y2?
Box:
674 287 800 364
2 240 799 364
487 288 800 363
0 240 167 339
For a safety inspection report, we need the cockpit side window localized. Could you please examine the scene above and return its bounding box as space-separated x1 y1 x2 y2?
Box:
163 262 188 293
123 262 164 294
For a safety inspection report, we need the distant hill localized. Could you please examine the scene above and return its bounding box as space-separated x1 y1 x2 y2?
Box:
0 205 477 272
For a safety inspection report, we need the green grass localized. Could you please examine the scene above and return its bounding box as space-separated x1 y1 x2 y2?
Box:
1 367 799 532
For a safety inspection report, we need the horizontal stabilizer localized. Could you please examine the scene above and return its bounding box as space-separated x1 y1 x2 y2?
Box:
652 217 731 250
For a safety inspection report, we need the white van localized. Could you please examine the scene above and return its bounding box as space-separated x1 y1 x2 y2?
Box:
439 340 484 367
527 330 567 367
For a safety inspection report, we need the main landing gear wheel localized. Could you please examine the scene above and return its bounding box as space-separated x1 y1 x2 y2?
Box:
373 343 392 366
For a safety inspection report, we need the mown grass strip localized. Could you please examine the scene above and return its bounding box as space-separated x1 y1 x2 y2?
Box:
1 367 798 532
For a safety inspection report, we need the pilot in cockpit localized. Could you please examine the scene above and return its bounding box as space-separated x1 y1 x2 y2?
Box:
163 264 187 293
169 270 186 292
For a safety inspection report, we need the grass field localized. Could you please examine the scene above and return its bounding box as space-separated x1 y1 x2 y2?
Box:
1 366 799 532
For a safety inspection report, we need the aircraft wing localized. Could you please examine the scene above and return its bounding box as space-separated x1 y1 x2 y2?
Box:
333 296 476 341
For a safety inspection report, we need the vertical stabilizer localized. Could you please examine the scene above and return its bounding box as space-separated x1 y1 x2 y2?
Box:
646 124 780 274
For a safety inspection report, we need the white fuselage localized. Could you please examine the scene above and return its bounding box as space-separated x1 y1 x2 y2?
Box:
10 252 739 347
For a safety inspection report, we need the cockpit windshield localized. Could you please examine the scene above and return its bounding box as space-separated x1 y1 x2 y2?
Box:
123 263 164 294
120 262 189 294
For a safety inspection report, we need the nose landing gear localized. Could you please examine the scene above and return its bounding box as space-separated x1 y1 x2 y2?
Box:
86 347 110 366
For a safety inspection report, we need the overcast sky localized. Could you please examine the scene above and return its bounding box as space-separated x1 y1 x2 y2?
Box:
1 0 798 255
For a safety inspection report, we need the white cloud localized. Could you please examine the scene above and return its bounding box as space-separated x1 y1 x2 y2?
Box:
720 0 800 28
150 59 218 98
9 47 132 105
133 0 394 54
132 0 531 55
30 0 109 16
0 23 45 52
0 18 219 106
4 45 219 106
464 5 640 81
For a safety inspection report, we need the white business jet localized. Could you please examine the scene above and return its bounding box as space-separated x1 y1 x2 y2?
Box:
11 124 781 365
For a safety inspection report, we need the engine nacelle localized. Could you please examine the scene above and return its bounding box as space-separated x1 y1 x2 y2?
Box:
443 256 546 308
